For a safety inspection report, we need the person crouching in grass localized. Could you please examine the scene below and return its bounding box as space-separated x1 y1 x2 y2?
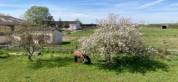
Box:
73 50 91 64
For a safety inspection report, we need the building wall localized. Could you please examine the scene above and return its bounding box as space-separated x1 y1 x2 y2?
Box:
0 36 11 44
12 30 62 44
52 30 62 44
31 32 53 44
68 22 81 30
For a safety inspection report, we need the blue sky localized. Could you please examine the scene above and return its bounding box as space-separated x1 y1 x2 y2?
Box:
1 0 178 24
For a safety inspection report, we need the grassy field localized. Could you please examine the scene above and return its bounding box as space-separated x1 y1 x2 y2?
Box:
141 27 178 50
1 27 178 82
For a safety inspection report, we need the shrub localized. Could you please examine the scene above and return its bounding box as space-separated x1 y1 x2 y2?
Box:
13 31 47 61
79 14 156 64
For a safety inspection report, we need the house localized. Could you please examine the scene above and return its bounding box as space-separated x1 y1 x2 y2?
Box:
12 27 63 44
0 15 22 47
57 21 82 30
0 15 22 25
0 15 22 32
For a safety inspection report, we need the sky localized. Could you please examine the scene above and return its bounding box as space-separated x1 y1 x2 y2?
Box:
1 0 178 24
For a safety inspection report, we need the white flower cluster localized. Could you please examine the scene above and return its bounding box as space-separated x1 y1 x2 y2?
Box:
79 14 154 62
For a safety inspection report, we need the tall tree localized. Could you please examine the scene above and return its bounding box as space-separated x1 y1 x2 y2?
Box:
24 6 51 25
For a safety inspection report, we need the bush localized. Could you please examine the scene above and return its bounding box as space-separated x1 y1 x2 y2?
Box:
79 14 156 64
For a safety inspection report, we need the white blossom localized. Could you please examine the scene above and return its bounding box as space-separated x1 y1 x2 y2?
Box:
79 14 154 63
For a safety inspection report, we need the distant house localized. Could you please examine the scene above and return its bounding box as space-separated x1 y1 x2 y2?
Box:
56 21 82 30
13 27 63 44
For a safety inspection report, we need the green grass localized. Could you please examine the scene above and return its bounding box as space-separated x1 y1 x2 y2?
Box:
60 29 95 49
0 53 178 82
68 29 95 37
1 28 178 82
140 27 178 50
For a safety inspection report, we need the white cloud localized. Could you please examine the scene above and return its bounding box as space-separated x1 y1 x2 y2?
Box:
138 0 165 9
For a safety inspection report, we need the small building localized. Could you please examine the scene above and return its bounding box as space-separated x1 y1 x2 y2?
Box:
13 27 63 44
0 15 22 32
0 15 22 47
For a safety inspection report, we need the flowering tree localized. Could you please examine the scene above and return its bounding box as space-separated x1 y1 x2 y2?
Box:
79 14 154 64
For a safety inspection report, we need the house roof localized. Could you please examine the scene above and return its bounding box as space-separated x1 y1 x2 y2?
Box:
0 15 23 26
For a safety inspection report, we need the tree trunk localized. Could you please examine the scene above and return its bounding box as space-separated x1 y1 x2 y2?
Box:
28 55 33 61
108 54 112 63
105 53 112 64
107 54 112 64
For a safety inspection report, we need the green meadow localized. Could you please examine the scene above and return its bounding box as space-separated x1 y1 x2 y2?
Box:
1 27 178 82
